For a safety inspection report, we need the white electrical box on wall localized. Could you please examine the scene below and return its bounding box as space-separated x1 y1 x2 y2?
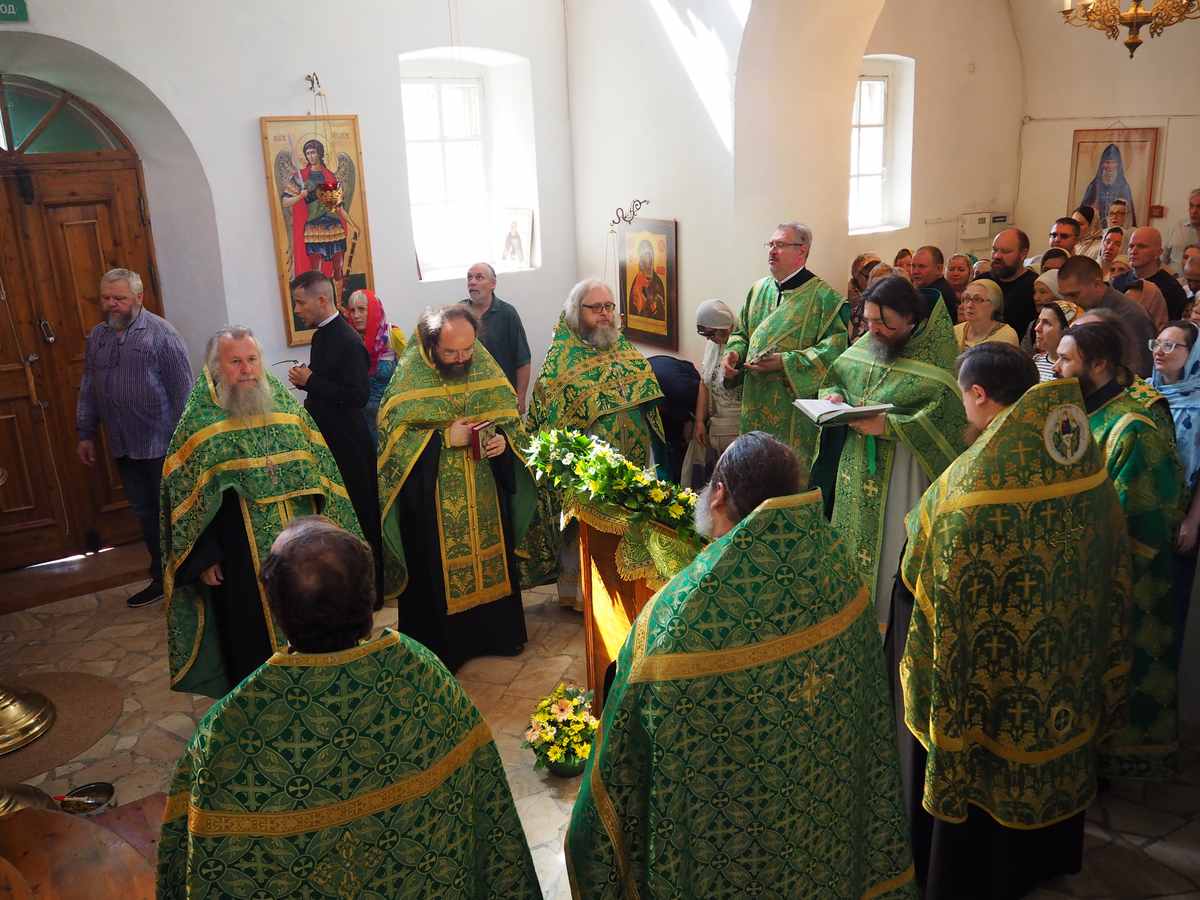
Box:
959 212 992 240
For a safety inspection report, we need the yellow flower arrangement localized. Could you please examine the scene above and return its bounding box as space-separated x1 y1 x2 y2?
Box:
522 682 599 775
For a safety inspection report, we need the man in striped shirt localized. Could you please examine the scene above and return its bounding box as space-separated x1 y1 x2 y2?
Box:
77 268 192 608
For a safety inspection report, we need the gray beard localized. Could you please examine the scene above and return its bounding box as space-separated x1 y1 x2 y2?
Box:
107 310 136 331
582 323 621 350
216 376 274 419
867 333 907 364
692 483 715 539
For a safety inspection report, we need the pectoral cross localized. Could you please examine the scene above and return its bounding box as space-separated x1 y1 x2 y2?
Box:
264 455 279 482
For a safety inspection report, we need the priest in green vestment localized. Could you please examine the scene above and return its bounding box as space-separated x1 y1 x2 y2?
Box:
377 305 537 670
722 222 850 477
521 279 666 607
161 327 362 699
1054 321 1184 780
815 276 968 629
896 344 1131 898
157 516 540 900
566 432 916 899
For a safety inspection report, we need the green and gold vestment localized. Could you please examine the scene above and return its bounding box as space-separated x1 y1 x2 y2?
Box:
157 629 540 899
1088 386 1184 780
901 378 1132 828
161 370 362 698
377 337 535 609
817 303 967 615
521 316 665 586
725 275 849 476
566 492 915 899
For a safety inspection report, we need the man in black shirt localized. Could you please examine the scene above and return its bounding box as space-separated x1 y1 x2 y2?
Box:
288 270 383 604
463 262 532 414
990 227 1038 340
910 245 958 322
1115 227 1188 320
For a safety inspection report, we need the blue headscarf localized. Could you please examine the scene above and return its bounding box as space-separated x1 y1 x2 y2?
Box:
1151 323 1200 490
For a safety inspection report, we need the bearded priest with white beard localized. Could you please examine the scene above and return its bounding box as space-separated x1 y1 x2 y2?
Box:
160 326 362 698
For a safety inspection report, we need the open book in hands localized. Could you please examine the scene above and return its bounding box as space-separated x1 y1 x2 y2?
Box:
793 398 895 426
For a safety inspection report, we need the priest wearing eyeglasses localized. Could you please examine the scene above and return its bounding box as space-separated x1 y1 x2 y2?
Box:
722 222 851 479
520 279 666 608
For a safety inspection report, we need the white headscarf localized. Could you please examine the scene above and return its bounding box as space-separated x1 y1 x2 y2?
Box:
696 299 735 384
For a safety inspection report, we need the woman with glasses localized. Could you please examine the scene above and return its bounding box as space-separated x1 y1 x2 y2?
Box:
953 279 1020 352
1032 301 1077 382
683 299 743 487
1150 320 1200 655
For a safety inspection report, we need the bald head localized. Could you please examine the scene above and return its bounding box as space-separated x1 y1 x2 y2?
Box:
1128 227 1163 277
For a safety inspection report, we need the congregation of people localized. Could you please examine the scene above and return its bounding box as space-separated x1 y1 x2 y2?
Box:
75 184 1200 898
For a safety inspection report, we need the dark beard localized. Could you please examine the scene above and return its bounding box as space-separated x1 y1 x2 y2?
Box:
435 358 472 380
991 260 1018 281
867 333 908 363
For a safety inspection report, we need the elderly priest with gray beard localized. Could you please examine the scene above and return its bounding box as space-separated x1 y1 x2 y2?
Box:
160 326 363 698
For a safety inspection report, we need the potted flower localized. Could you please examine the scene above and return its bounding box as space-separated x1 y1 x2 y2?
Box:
522 682 599 777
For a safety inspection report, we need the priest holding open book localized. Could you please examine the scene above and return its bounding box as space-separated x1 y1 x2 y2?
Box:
814 276 966 629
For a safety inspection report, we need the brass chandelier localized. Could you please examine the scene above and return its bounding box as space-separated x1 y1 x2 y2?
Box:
1061 1 1200 57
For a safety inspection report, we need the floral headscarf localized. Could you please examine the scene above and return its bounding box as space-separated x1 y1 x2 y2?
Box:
1150 321 1200 489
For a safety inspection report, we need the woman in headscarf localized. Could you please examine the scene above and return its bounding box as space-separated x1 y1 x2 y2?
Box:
1080 143 1136 227
847 252 881 341
1032 300 1077 382
1022 269 1068 352
954 279 1020 351
1073 205 1103 259
344 289 406 447
682 299 742 487
1150 319 1200 654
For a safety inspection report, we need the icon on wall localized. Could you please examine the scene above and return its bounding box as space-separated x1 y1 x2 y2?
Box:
617 218 678 351
1068 128 1159 228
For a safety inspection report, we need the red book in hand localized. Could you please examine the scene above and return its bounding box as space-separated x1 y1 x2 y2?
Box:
469 421 498 460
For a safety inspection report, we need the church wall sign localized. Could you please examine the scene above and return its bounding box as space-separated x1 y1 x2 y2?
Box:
260 115 376 346
618 217 678 352
1067 127 1159 230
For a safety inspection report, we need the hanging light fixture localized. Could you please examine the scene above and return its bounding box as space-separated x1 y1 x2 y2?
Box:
1061 1 1200 57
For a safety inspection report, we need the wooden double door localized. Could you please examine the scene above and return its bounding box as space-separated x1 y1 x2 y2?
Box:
0 161 164 570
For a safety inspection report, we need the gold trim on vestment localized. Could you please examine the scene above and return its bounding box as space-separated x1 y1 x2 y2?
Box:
437 450 513 615
561 371 661 430
753 490 823 512
378 375 513 418
588 723 642 900
839 345 961 393
268 630 402 667
166 588 205 688
170 450 321 522
1103 411 1156 460
862 864 915 900
936 467 1108 515
162 413 328 479
628 586 869 684
923 794 1096 831
240 495 283 654
163 790 190 823
186 720 493 837
380 431 434 519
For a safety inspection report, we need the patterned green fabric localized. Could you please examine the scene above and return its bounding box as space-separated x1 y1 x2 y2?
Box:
157 630 540 899
725 275 850 477
817 302 967 613
376 337 535 607
901 379 1132 828
1128 377 1176 436
161 370 362 699
521 315 665 586
566 492 915 899
1088 389 1184 780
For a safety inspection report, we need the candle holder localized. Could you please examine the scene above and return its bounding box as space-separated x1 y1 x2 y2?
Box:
1061 1 1200 57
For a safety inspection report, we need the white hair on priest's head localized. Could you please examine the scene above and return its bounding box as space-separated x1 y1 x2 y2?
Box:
205 326 262 375
206 326 273 418
100 267 144 295
778 222 813 248
563 278 611 332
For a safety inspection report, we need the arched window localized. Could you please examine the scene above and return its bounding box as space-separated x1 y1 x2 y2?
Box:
0 74 131 156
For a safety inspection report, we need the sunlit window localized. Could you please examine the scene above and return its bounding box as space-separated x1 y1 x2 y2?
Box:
401 77 490 276
849 76 887 232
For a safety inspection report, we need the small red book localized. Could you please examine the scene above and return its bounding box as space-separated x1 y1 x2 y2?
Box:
468 421 498 460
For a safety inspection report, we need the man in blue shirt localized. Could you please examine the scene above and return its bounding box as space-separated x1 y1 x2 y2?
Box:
76 268 192 608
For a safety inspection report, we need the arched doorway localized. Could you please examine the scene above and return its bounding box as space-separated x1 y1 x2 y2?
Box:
0 74 164 569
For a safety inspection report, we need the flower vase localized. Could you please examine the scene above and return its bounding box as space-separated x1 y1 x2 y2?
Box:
546 758 586 778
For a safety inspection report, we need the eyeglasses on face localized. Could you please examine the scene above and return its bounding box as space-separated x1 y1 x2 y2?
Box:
960 294 992 305
1149 338 1189 353
764 241 805 251
582 302 617 313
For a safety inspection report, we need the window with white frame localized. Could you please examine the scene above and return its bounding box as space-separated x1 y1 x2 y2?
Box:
848 55 914 235
401 77 490 275
849 76 888 232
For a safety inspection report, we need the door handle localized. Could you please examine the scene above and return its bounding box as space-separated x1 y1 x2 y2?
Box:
38 318 56 343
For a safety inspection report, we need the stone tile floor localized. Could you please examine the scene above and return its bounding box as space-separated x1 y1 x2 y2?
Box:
2 579 1199 899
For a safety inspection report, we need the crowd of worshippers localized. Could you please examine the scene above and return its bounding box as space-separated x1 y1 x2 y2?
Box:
75 186 1200 899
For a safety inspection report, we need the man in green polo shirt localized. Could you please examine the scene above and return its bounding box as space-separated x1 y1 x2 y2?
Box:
464 262 532 413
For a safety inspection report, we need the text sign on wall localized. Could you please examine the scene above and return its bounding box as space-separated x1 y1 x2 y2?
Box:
0 2 28 22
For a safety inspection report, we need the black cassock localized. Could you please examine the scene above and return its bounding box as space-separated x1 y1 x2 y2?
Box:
176 490 273 688
884 553 1085 900
303 315 383 603
394 432 527 671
